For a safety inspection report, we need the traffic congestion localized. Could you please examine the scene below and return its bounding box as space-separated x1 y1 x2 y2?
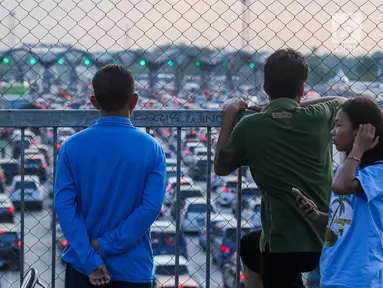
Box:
0 72 344 288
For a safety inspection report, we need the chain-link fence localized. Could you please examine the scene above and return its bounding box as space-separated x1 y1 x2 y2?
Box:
0 0 382 287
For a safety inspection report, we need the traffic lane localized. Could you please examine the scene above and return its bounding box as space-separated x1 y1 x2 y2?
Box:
186 236 222 288
0 198 66 288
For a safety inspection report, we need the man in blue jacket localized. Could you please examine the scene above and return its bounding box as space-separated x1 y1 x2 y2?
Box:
55 64 167 288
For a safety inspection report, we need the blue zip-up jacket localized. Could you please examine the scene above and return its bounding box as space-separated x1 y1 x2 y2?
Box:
54 116 166 282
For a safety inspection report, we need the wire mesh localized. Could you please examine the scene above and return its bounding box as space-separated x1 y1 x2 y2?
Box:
0 0 380 287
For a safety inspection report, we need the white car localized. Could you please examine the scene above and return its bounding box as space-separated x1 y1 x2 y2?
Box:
164 176 194 206
216 176 247 206
10 175 43 211
153 255 199 288
181 198 232 233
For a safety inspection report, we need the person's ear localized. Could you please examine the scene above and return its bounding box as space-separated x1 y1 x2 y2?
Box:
90 96 101 110
296 85 305 104
129 93 139 111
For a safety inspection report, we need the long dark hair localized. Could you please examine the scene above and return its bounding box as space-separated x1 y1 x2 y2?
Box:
341 97 383 168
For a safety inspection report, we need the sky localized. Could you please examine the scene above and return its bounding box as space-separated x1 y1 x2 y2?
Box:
0 0 382 55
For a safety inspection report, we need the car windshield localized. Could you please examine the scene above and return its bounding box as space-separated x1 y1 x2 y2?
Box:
188 204 215 213
59 131 72 137
0 232 18 244
225 228 252 243
1 163 19 172
254 205 261 214
166 171 177 178
155 265 188 276
25 159 43 167
15 181 36 190
180 190 202 199
242 188 260 197
226 182 238 189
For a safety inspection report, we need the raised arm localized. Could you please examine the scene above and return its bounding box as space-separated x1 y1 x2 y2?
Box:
54 144 104 276
300 96 347 107
97 145 166 257
214 98 249 176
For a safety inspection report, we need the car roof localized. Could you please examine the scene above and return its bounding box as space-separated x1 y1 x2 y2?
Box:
13 175 39 183
242 182 259 189
0 158 18 164
166 166 177 172
184 197 208 205
180 185 202 191
222 176 247 183
151 221 177 233
214 219 253 229
167 176 193 184
0 223 20 233
154 255 188 266
25 154 44 161
166 158 177 164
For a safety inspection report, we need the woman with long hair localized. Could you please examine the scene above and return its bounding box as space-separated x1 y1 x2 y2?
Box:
296 97 383 287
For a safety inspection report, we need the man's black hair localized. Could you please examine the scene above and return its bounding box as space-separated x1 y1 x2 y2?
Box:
263 48 308 100
92 64 135 112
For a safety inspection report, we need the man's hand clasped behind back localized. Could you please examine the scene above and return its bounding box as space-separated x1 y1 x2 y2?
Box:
88 238 110 286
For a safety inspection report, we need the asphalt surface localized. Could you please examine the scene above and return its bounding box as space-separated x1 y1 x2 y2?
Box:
0 159 229 288
0 139 337 287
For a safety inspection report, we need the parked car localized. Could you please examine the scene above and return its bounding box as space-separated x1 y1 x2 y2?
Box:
0 158 19 186
153 255 199 288
151 220 188 259
211 220 253 268
216 176 247 207
222 252 245 288
170 186 203 219
199 214 235 251
0 224 21 270
181 198 216 233
0 194 15 223
189 157 210 181
23 154 48 183
164 176 194 207
10 175 43 211
231 182 261 215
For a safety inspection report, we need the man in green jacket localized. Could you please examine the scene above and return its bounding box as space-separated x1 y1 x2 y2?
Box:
214 48 346 288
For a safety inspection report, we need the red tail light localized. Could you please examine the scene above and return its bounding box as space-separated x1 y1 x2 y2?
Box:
0 173 5 179
185 150 190 155
42 106 47 110
234 179 238 183
160 208 164 216
31 140 37 145
180 179 186 184
192 130 196 135
47 131 52 136
167 185 172 192
220 245 230 253
42 163 47 169
57 144 61 149
0 229 5 234
8 207 15 213
222 187 229 193
24 164 26 168
62 240 68 247
17 241 21 247
240 273 245 281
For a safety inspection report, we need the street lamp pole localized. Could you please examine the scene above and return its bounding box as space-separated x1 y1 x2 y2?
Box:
240 0 249 50
9 11 16 49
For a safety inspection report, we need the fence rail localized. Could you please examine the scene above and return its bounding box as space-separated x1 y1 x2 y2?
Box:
0 109 264 288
